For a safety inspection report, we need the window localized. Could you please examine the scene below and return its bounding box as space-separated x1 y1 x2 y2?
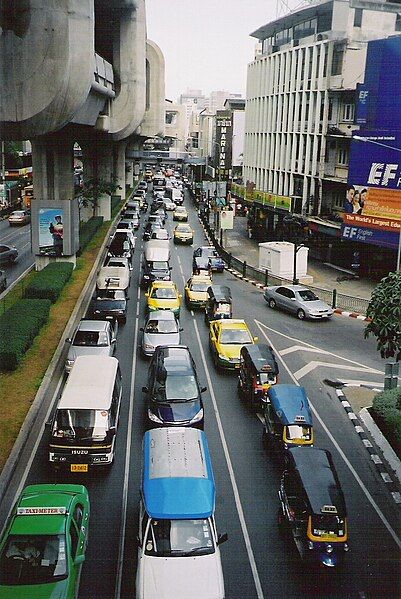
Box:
331 45 344 76
69 522 79 558
73 505 84 529
337 145 349 166
342 103 355 122
354 8 363 27
327 99 333 121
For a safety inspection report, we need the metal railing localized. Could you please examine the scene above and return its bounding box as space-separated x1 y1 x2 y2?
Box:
199 211 370 315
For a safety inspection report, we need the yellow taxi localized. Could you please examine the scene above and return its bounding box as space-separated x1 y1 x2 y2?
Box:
184 274 213 310
173 223 194 245
145 281 182 317
173 206 188 221
209 319 258 370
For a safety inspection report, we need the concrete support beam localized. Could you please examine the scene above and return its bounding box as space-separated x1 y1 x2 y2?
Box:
80 138 114 221
140 40 165 138
114 142 128 201
126 160 134 189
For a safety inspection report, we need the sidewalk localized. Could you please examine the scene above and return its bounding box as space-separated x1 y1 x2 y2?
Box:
222 214 376 301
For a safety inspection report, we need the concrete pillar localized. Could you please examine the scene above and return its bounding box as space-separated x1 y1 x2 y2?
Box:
31 133 77 270
114 142 127 201
80 138 114 221
126 160 134 189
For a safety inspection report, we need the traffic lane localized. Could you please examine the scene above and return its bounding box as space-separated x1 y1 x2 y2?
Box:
120 232 262 598
0 219 33 286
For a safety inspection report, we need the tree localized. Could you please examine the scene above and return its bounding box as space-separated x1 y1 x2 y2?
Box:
79 177 121 218
364 271 401 360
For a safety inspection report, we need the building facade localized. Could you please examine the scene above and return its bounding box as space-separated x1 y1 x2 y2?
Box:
243 0 400 220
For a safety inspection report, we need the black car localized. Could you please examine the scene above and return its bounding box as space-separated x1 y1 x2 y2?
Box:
0 244 18 266
142 221 163 241
142 345 206 429
88 289 128 324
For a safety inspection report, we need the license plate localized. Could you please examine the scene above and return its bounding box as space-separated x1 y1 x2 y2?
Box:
71 464 88 473
235 364 240 369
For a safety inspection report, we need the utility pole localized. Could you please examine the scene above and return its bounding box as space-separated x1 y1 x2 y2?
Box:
1 141 6 207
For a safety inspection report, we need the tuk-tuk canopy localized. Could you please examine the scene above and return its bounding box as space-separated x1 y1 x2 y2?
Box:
268 384 312 426
207 285 232 303
287 447 347 517
241 344 279 375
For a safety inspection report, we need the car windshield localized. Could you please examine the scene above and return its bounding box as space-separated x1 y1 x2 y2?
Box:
93 299 125 310
220 329 252 344
202 248 217 258
73 330 109 347
285 424 312 441
148 261 169 271
145 519 214 557
176 207 185 212
145 319 178 334
177 225 191 232
191 282 209 292
54 409 108 441
297 290 319 302
216 303 231 314
107 260 127 268
151 288 176 299
311 514 345 537
96 289 125 300
0 534 67 585
258 372 276 384
162 375 198 401
11 211 25 217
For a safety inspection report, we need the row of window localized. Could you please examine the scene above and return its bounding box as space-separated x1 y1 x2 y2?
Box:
261 10 333 53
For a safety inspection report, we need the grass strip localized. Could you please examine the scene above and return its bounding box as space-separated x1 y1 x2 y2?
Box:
0 222 111 471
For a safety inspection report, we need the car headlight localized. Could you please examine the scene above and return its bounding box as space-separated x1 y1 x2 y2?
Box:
148 410 163 423
190 408 204 424
143 275 149 279
66 359 74 366
218 353 230 361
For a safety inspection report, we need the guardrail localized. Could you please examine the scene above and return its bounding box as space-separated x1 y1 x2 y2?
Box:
198 210 370 315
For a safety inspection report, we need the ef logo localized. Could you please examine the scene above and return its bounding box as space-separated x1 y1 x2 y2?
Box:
367 163 399 186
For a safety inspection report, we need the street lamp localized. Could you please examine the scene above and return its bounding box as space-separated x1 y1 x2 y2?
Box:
353 135 401 270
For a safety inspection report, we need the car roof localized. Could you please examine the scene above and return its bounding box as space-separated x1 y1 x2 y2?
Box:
77 320 109 332
10 484 86 536
147 310 176 321
207 285 232 301
143 428 215 519
267 384 312 426
288 448 347 516
241 344 278 373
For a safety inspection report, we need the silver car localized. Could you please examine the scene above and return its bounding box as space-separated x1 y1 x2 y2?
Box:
140 310 182 357
65 319 117 373
263 285 333 320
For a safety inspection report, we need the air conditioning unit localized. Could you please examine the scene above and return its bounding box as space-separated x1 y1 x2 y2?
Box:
293 39 299 47
316 33 327 41
272 45 280 53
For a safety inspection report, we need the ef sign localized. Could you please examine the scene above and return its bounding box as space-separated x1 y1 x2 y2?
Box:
220 209 234 230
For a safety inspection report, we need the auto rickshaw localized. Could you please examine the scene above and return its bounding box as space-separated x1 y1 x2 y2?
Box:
278 447 349 569
237 344 279 409
204 285 232 324
262 384 314 450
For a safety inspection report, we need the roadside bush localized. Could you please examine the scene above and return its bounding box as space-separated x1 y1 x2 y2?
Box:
371 388 401 456
24 263 74 303
0 299 51 371
79 216 103 253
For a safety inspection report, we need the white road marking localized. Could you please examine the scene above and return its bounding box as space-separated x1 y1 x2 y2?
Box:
255 320 382 374
192 318 264 599
293 361 375 381
254 320 401 551
280 345 330 356
342 380 384 387
115 275 141 598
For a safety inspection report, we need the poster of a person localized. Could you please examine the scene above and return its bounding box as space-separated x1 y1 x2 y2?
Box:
38 208 64 256
344 185 365 215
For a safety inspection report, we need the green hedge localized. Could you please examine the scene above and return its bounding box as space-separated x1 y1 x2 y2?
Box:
372 388 401 456
0 299 51 371
24 263 74 303
79 216 104 253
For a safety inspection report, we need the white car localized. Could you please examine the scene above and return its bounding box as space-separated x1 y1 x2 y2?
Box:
164 199 176 211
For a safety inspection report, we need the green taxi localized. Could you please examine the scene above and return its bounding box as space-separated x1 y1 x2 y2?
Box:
0 484 90 598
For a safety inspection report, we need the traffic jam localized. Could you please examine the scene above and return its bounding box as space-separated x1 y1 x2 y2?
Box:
0 167 363 599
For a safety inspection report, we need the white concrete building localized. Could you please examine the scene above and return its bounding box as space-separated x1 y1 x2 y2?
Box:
224 98 246 178
243 0 401 216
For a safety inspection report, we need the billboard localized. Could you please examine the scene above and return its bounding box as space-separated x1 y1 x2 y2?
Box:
342 131 401 249
38 208 64 256
215 110 233 179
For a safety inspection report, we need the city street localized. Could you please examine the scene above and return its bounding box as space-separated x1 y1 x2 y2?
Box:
0 189 400 598
0 218 33 291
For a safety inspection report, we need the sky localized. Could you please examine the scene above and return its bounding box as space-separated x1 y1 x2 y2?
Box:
146 0 308 101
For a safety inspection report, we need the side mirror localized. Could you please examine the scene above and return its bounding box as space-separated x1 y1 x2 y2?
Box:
139 327 144 332
145 293 149 298
201 386 207 393
65 338 72 344
179 327 184 332
169 266 172 270
290 297 296 301
74 554 85 566
253 336 259 342
126 296 130 300
217 532 228 545
45 421 52 431
179 294 182 298
109 426 116 435
111 337 117 343
142 386 149 393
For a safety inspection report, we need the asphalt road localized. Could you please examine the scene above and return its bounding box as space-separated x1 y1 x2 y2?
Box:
1 188 400 598
0 218 33 290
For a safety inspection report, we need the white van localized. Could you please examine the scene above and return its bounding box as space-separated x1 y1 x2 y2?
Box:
136 427 227 599
48 356 122 471
141 241 171 288
96 264 130 293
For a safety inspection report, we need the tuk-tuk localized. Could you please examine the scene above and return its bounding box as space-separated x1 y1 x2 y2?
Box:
263 384 314 450
278 447 349 568
237 344 279 408
204 285 232 324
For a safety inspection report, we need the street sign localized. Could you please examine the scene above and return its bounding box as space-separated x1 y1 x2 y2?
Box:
216 197 226 207
220 209 234 230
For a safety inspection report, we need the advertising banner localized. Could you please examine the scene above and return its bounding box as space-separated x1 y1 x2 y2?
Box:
342 131 401 249
215 110 233 179
38 208 64 256
231 183 291 211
